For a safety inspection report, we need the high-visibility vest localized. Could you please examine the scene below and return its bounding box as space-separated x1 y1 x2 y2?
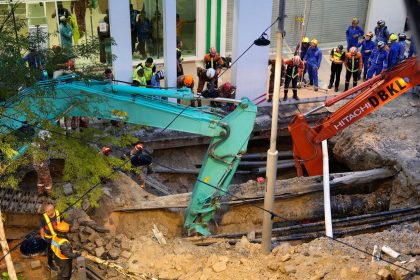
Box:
132 66 147 86
287 65 299 79
51 236 69 260
142 63 154 81
43 210 60 239
177 48 184 62
333 49 344 63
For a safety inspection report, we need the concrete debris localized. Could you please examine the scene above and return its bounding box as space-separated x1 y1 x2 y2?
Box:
281 253 291 262
62 183 74 196
95 246 105 258
212 261 227 273
152 224 167 245
108 247 121 260
377 268 392 280
30 260 41 270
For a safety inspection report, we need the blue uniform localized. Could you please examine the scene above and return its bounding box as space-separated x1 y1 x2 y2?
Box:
358 39 375 80
304 46 322 87
387 42 400 68
346 26 364 51
367 48 388 79
398 41 406 62
408 40 416 58
374 26 390 44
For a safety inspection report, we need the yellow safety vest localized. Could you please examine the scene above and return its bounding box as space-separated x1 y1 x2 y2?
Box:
43 210 61 239
51 236 69 260
333 50 344 62
347 56 360 72
177 48 184 63
142 63 154 81
132 66 147 86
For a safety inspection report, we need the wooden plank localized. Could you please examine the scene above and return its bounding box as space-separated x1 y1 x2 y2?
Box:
113 168 397 212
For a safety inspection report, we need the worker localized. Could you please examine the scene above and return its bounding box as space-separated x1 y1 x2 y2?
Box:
357 31 375 81
387 33 400 69
408 38 416 58
346 18 364 51
40 204 61 271
217 82 236 111
136 57 156 85
397 33 407 63
204 47 223 70
129 143 152 189
344 47 363 91
367 41 388 79
132 67 147 87
33 130 53 196
176 74 195 106
374 20 390 44
283 55 305 101
299 37 310 83
51 222 87 280
328 44 346 92
59 16 73 51
197 67 220 93
150 70 164 88
177 39 184 77
304 39 322 91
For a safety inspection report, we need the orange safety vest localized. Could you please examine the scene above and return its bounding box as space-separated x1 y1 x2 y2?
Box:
43 210 60 239
51 236 69 260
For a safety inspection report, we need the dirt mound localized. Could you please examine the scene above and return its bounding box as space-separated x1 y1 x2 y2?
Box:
331 93 420 208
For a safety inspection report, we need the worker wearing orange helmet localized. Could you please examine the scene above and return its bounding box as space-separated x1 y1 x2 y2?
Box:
303 39 322 91
204 47 223 69
357 31 375 81
51 221 87 280
344 47 363 91
177 74 198 106
283 55 305 101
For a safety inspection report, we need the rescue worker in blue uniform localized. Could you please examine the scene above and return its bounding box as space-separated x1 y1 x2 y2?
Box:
304 39 322 91
397 33 407 63
346 18 364 51
367 41 388 79
294 37 310 83
408 38 416 58
387 33 400 69
358 31 376 81
374 20 390 44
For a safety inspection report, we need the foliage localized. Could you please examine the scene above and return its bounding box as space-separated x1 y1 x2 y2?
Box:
0 3 134 210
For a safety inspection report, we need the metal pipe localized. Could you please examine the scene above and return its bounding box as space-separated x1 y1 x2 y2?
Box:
241 151 293 160
322 140 333 238
262 0 285 255
303 104 326 117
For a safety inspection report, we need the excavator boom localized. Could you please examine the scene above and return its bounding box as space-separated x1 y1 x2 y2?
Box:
289 57 420 176
0 77 257 235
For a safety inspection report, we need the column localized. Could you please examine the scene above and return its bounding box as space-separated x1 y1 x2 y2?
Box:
108 0 132 83
231 0 272 102
163 0 177 91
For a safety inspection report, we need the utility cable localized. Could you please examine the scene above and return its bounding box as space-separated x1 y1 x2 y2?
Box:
217 16 280 79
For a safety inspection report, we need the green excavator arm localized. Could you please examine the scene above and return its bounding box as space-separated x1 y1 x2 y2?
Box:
0 76 257 235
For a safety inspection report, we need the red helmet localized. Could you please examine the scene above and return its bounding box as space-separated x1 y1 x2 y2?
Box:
67 59 74 69
349 47 357 55
101 146 112 156
223 82 232 92
135 143 144 151
209 47 217 56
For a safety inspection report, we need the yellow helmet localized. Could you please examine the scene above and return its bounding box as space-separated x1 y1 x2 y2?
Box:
56 222 70 233
310 39 318 46
302 37 309 43
389 33 397 42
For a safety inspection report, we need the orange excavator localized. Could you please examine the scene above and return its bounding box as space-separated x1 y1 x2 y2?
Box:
288 57 420 176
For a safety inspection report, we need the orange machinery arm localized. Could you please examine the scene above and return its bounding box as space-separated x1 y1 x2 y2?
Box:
288 57 420 176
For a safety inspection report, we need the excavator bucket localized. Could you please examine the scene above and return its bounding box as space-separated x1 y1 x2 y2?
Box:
288 113 323 177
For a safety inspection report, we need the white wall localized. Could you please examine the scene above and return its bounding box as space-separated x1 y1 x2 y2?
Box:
365 0 407 35
109 0 132 83
231 0 272 102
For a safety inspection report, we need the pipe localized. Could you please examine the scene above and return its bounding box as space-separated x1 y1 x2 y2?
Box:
241 151 293 160
322 140 333 238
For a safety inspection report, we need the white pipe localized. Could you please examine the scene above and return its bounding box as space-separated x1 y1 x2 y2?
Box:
381 245 400 259
322 140 333 238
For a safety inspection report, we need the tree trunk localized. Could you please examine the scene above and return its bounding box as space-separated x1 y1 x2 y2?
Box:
0 211 17 280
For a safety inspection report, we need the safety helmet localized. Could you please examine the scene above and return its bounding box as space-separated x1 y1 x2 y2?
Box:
209 47 217 56
377 20 385 27
156 70 165 79
337 44 344 51
292 55 301 65
377 41 385 50
223 82 232 92
67 59 74 70
349 46 357 55
310 39 318 46
135 143 144 151
206 68 216 79
398 33 407 41
56 222 70 233
59 16 66 22
366 31 374 39
389 33 398 42
352 17 359 24
184 75 193 87
302 37 309 43
101 146 112 156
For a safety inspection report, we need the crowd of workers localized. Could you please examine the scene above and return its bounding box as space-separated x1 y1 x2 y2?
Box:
281 18 416 101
